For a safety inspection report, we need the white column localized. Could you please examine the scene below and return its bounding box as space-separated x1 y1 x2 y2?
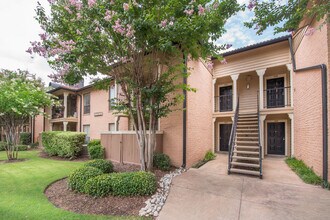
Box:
286 64 294 107
230 74 239 110
256 69 266 110
63 121 68 131
63 92 68 118
260 115 266 158
288 113 294 157
213 79 216 112
212 118 216 152
49 122 53 131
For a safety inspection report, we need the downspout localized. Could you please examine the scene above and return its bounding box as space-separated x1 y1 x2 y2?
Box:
182 54 187 168
76 94 82 132
288 36 328 183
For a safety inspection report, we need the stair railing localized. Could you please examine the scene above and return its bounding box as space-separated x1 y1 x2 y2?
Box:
257 92 263 179
228 97 239 174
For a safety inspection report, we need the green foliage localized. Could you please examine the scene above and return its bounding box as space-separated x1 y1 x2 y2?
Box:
84 159 114 173
68 166 103 193
30 142 39 148
0 142 7 151
84 174 113 197
20 132 32 145
153 153 171 171
286 157 323 185
17 145 28 151
110 171 157 196
88 144 105 159
244 0 329 34
87 139 101 147
42 131 86 158
204 151 216 162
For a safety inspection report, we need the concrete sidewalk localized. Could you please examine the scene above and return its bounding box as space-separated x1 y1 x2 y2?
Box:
158 154 330 220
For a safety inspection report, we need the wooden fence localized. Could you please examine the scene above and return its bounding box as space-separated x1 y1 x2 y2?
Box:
100 131 163 165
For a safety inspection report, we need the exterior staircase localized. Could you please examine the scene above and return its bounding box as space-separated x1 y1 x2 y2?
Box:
228 98 262 178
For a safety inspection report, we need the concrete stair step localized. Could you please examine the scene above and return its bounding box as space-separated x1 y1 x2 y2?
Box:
230 168 260 176
238 121 258 124
231 161 260 168
237 125 258 128
236 129 259 132
237 137 259 140
236 140 259 145
232 156 259 161
236 145 259 150
237 133 259 136
238 118 258 121
234 150 259 155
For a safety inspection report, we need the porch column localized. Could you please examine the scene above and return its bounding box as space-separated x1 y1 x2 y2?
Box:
260 115 266 158
49 122 53 131
230 74 239 110
286 64 294 107
288 113 294 157
63 121 68 131
212 118 216 152
63 92 68 119
212 79 216 112
256 69 266 110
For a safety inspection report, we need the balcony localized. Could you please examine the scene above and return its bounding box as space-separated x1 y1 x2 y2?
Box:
51 94 78 120
214 94 233 112
263 87 291 109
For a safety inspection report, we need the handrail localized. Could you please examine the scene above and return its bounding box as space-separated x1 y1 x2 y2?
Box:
257 91 263 178
228 97 239 174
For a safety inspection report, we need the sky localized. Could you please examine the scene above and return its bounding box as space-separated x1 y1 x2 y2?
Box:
0 0 286 85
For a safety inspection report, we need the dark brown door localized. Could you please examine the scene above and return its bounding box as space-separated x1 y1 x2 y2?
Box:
219 86 233 112
219 124 232 151
267 122 285 155
267 77 285 108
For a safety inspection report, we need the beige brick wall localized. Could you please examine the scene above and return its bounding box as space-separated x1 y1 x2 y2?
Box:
294 18 329 178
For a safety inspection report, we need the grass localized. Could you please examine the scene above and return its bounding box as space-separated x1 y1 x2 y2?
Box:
0 150 145 220
285 157 323 185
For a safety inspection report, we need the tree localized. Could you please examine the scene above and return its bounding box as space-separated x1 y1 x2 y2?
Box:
29 0 240 170
244 0 329 34
0 70 55 160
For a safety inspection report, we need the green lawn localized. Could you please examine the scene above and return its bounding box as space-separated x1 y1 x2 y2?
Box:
0 150 143 220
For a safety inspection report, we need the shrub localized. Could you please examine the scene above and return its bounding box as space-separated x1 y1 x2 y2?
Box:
110 171 157 196
204 151 216 162
84 174 112 197
153 153 171 171
88 139 101 147
84 159 114 173
88 144 105 159
42 131 86 158
30 142 39 148
17 145 28 151
20 132 31 145
0 142 7 151
68 166 103 193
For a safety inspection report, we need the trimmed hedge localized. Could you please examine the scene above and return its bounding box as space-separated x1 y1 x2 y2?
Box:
20 132 31 145
0 142 7 151
88 144 105 159
84 159 114 173
110 171 157 196
153 153 171 171
42 131 86 158
84 174 112 197
68 166 103 193
88 139 101 147
17 145 28 151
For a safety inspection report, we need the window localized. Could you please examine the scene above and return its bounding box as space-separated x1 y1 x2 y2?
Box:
109 123 116 131
83 125 90 143
83 93 90 114
109 84 116 110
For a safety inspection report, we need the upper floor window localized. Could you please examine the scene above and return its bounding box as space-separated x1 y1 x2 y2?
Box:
83 93 90 114
109 84 116 110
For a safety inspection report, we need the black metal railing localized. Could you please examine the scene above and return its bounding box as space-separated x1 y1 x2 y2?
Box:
214 94 233 112
257 92 263 179
263 87 291 109
228 97 239 174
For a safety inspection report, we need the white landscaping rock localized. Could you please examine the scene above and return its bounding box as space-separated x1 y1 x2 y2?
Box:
138 167 186 217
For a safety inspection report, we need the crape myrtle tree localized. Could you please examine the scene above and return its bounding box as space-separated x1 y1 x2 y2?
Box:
29 0 241 170
245 0 329 35
0 70 56 160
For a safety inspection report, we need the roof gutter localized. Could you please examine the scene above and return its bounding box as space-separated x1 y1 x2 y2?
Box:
288 36 328 184
182 54 187 168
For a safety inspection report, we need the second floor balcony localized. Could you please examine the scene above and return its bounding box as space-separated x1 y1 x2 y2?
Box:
51 93 78 119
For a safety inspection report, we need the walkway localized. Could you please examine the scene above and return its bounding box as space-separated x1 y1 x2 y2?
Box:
158 154 330 220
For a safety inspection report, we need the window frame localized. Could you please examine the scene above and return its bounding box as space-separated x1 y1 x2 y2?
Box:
83 93 91 115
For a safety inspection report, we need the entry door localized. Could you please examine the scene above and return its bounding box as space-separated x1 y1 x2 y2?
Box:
267 77 285 108
219 86 233 112
267 122 285 155
219 124 232 151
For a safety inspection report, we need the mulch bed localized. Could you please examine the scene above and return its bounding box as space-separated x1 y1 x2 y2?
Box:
39 151 90 162
45 163 170 216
